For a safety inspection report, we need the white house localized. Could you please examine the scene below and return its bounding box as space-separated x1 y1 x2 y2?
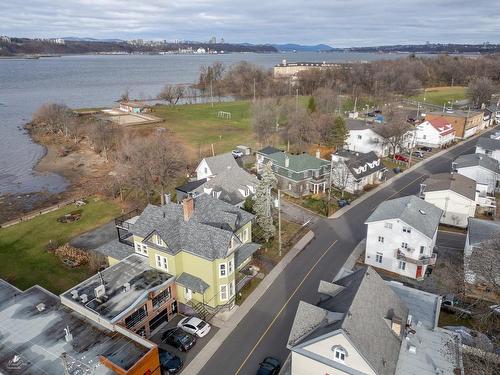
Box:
414 118 455 148
196 152 240 180
330 150 387 194
453 153 500 194
420 173 476 228
287 267 463 375
475 136 500 163
464 218 500 291
365 195 442 280
345 119 414 157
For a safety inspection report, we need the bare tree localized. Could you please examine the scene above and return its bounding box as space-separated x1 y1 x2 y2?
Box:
465 234 500 294
313 87 340 114
284 106 318 151
87 119 122 160
251 99 279 145
467 77 496 109
32 103 73 136
376 110 412 158
158 84 186 105
330 161 352 197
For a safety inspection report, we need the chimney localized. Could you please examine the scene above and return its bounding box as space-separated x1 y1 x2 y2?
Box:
391 316 403 336
183 197 194 222
284 155 290 168
315 148 321 159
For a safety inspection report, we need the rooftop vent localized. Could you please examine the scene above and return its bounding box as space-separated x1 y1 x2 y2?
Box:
7 355 24 370
94 284 106 299
64 326 73 343
391 316 403 336
70 290 79 299
36 303 45 312
123 282 131 292
419 209 426 215
408 345 417 354
80 294 88 304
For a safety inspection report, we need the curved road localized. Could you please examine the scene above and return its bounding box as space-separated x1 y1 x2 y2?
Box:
199 132 485 375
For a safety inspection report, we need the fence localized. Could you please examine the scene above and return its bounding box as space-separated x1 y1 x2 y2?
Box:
0 198 86 229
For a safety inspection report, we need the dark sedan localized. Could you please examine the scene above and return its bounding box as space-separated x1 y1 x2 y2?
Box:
257 357 281 375
159 349 183 374
161 328 196 352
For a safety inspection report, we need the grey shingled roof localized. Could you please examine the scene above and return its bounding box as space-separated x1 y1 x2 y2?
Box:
454 153 499 173
234 242 261 268
194 167 258 206
346 118 385 136
423 172 476 201
288 267 408 375
131 194 254 261
204 153 240 175
175 178 207 194
366 195 443 238
476 136 500 151
344 151 386 179
176 272 210 294
258 146 281 155
95 239 135 260
467 218 500 246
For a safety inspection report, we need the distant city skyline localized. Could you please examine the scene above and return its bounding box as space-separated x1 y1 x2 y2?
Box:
1 0 499 47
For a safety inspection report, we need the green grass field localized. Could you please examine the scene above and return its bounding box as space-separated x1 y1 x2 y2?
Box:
0 197 121 294
154 101 255 155
411 86 466 106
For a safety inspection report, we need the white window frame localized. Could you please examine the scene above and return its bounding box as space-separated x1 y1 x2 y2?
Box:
401 242 408 249
333 347 346 363
403 227 412 233
378 236 384 243
228 259 234 275
420 245 425 254
399 261 406 270
220 284 228 301
141 244 148 255
229 280 235 298
155 255 168 271
219 263 227 278
155 235 165 247
384 222 393 229
375 253 383 263
357 135 362 140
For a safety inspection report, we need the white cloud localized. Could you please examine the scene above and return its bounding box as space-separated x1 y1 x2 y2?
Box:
0 0 498 46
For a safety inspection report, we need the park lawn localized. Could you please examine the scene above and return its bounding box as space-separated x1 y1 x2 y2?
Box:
154 101 255 155
0 197 121 294
410 86 466 106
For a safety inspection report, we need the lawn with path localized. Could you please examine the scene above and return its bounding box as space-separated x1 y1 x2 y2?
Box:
410 86 466 106
0 197 121 294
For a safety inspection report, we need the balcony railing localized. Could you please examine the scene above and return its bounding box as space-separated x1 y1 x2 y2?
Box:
396 249 437 266
115 208 141 230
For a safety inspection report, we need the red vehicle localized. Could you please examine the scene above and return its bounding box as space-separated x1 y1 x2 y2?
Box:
395 154 409 162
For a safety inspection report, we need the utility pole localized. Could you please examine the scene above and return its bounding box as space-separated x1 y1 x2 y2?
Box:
295 88 299 112
278 189 282 257
327 154 334 216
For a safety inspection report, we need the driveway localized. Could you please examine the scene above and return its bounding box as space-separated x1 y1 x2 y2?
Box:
69 220 117 249
194 128 493 375
150 315 219 371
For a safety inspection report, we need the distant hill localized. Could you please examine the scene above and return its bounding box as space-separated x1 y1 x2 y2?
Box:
270 43 334 52
61 37 125 43
334 43 500 54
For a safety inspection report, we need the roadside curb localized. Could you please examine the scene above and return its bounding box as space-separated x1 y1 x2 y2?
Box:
328 126 496 219
181 230 315 374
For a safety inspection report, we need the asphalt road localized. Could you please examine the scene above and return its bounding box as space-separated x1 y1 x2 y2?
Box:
199 134 483 375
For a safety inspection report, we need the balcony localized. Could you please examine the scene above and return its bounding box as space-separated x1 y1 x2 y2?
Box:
396 249 437 266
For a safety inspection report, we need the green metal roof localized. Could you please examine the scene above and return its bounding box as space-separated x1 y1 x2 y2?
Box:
266 152 330 172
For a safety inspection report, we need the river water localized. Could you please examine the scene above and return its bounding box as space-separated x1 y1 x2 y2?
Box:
0 51 409 194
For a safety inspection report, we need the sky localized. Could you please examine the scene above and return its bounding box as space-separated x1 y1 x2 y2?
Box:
1 0 499 47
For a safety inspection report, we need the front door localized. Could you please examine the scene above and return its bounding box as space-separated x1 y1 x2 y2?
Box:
416 266 423 279
185 288 192 301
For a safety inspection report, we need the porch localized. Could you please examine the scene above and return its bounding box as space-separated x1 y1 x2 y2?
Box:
396 249 437 266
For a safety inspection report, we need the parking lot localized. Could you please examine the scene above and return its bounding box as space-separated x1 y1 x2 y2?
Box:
149 315 219 371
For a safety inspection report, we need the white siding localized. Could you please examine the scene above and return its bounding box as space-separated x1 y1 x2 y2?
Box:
476 145 500 163
423 190 476 228
365 219 436 279
196 159 213 180
415 121 455 148
456 166 498 194
345 129 388 157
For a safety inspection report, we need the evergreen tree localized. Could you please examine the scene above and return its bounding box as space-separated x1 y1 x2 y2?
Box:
307 96 317 113
253 161 277 242
328 116 349 150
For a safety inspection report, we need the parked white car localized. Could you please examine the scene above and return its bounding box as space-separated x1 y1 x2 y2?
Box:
231 149 244 158
177 317 211 337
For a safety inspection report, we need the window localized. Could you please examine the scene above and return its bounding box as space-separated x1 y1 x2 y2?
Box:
332 347 346 363
423 134 427 140
155 235 165 247
357 135 362 140
229 281 235 298
485 149 493 156
228 259 234 275
384 222 393 229
141 244 148 255
239 227 249 243
204 167 208 174
156 255 168 271
401 242 408 249
220 285 228 301
135 242 148 255
376 253 383 263
403 227 411 233
378 236 384 243
399 261 406 270
219 263 227 277
420 246 425 254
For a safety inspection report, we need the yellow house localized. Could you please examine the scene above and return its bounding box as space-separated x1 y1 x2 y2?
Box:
100 195 260 315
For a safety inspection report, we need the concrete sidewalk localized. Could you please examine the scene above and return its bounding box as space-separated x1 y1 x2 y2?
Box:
329 126 496 219
181 231 315 374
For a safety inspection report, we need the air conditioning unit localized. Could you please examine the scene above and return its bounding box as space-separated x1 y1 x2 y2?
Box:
80 294 88 303
70 290 79 299
123 282 131 292
94 285 106 299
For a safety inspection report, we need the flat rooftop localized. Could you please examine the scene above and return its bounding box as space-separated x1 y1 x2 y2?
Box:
0 280 150 374
62 254 173 322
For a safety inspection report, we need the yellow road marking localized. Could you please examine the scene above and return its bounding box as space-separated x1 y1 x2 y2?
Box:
234 239 338 375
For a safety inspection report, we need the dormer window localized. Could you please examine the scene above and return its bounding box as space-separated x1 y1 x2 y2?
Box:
155 235 165 247
332 346 347 363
